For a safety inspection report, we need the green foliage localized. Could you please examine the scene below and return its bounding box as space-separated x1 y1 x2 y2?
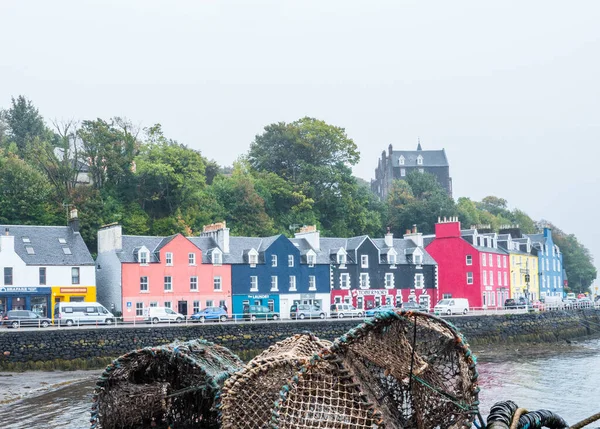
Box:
1 96 47 157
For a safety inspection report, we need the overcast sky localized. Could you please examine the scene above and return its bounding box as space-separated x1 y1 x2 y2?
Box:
1 1 599 285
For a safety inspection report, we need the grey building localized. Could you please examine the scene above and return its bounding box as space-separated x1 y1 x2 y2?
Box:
371 141 452 199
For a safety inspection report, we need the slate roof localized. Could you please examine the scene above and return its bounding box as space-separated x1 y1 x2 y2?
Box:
0 225 94 266
289 238 330 264
391 149 449 167
188 237 220 263
371 238 437 265
525 233 544 244
118 235 166 263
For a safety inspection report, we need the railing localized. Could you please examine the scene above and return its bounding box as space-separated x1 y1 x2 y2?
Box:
1 302 599 330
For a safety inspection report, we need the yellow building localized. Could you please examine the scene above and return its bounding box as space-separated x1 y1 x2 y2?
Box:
509 252 539 301
50 286 97 319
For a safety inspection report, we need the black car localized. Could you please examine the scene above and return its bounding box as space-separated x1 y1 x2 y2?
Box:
504 298 529 309
2 310 51 328
402 301 427 311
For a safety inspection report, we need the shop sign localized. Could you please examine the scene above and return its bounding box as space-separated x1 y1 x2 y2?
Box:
248 294 270 299
300 294 316 299
59 287 88 294
485 286 493 291
0 286 49 293
352 289 389 296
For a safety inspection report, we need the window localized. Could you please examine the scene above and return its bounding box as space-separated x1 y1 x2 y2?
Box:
307 254 315 267
546 259 549 271
164 301 172 309
166 252 173 265
212 252 222 265
150 301 158 307
4 267 13 285
338 254 346 265
466 255 472 265
289 276 296 291
483 271 487 286
58 238 67 244
389 254 396 265
136 302 144 316
188 253 196 265
288 255 294 267
39 267 46 285
399 156 405 165
219 300 226 308
400 168 406 177
385 273 394 289
140 276 148 292
190 276 198 291
489 270 494 286
25 246 35 255
309 276 316 291
489 254 493 267
62 247 72 255
496 255 501 267
268 300 275 312
140 251 148 265
271 255 277 267
22 237 30 243
491 292 496 306
552 259 556 272
340 273 350 289
206 300 213 308
361 255 368 268
415 274 424 289
213 276 222 291
193 301 200 313
249 253 258 265
271 276 278 291
71 267 80 284
482 254 486 267
503 256 507 268
250 276 258 291
467 272 473 284
164 276 172 291
417 155 423 165
498 271 502 286
504 272 508 286
413 253 423 265
359 273 369 289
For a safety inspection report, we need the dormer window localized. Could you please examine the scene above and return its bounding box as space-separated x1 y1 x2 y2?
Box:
399 155 405 165
307 252 316 267
337 252 346 266
140 251 148 265
417 155 423 165
388 254 396 265
212 251 222 265
414 253 423 265
165 252 173 266
248 249 258 266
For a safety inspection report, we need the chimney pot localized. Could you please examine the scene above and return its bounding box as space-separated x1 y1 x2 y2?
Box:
4 227 8 236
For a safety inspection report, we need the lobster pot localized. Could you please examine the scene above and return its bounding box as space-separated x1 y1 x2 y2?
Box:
273 310 480 429
91 339 244 429
219 333 331 429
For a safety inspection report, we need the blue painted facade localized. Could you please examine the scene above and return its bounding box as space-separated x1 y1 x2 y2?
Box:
230 235 330 316
535 228 564 298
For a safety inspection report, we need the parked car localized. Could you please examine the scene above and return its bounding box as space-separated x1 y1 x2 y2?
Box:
365 304 397 318
330 303 364 319
243 305 280 321
3 310 52 328
143 307 185 324
434 298 469 315
504 297 530 309
401 301 428 312
189 307 228 323
55 302 115 326
576 297 593 309
289 304 326 320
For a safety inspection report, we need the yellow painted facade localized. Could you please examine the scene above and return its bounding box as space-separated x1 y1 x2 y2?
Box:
509 253 539 301
50 286 97 319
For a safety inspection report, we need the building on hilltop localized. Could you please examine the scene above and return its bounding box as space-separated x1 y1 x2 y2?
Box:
371 141 452 199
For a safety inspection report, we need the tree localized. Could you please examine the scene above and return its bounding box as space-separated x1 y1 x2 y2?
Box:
2 96 47 157
0 153 54 224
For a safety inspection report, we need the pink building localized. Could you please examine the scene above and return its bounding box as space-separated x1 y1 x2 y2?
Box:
425 218 510 309
97 225 231 321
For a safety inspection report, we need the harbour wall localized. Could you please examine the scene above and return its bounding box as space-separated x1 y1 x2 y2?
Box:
0 309 599 369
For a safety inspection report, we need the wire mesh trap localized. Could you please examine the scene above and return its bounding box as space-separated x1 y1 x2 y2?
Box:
219 333 332 429
272 310 480 429
90 339 244 429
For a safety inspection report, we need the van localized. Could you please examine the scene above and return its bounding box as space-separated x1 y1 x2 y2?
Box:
290 304 326 320
434 298 469 315
243 305 280 322
143 307 185 324
330 303 364 319
55 302 115 326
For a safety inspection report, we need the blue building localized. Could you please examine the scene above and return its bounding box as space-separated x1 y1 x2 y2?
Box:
526 228 564 298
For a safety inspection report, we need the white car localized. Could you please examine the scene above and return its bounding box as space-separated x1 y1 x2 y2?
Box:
143 307 185 324
434 298 469 315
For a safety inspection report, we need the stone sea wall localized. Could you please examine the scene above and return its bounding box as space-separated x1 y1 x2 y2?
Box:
0 309 599 369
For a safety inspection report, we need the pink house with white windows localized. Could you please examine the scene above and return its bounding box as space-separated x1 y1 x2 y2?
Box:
97 225 231 321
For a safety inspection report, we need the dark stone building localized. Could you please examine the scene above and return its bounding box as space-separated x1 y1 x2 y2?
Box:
371 141 452 199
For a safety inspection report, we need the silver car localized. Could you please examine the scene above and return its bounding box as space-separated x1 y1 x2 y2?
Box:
330 303 364 319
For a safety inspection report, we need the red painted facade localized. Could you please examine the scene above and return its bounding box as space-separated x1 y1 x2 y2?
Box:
121 234 232 321
425 221 510 309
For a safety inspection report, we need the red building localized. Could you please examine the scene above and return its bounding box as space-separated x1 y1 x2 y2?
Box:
425 218 510 309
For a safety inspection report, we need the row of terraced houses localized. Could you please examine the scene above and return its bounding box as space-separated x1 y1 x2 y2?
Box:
0 210 566 320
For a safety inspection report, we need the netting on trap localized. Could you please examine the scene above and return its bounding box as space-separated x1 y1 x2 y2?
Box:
219 332 331 429
90 339 244 429
272 310 480 429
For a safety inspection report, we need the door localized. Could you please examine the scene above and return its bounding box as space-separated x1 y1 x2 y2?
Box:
178 301 188 316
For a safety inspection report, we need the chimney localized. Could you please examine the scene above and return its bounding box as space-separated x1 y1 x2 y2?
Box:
384 227 393 247
388 144 393 156
294 225 320 251
404 226 424 247
98 223 123 253
434 218 461 238
201 221 230 253
0 227 15 253
69 208 80 233
412 224 417 234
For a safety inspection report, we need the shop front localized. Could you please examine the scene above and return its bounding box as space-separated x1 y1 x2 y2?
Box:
331 289 399 310
0 286 52 317
232 293 280 317
51 286 97 318
279 292 330 319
